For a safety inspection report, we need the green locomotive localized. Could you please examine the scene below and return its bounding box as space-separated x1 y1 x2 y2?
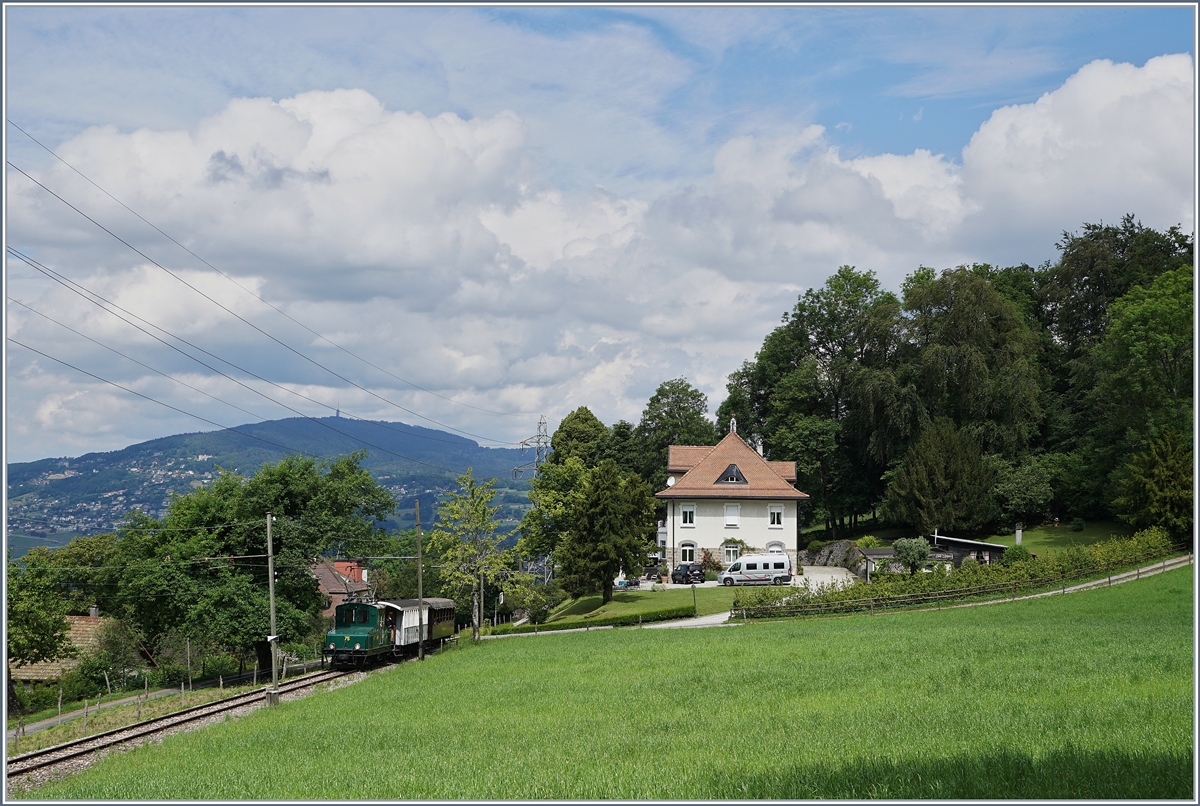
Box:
324 597 456 668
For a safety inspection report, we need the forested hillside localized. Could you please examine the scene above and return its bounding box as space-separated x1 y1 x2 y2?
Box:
7 416 529 555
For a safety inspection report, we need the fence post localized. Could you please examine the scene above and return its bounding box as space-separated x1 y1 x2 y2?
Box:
82 699 88 731
57 687 63 716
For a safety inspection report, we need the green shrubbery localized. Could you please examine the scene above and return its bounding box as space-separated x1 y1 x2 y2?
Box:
743 528 1174 616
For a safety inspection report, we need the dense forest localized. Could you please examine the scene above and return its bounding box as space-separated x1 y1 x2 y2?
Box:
712 215 1193 540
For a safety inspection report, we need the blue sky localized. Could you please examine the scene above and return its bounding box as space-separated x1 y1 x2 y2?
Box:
4 5 1196 462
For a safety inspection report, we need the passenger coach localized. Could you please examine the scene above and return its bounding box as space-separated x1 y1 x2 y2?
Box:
324 597 456 668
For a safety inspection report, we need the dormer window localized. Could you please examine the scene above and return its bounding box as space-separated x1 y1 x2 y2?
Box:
717 464 747 484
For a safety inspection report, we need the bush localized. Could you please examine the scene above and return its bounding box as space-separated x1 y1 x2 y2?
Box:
1001 545 1033 566
854 535 886 548
1071 518 1086 532
959 556 979 569
806 540 830 553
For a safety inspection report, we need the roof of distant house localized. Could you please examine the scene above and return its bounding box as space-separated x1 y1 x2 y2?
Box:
656 432 808 501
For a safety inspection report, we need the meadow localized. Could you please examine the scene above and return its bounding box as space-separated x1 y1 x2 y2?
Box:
25 568 1193 800
545 585 738 622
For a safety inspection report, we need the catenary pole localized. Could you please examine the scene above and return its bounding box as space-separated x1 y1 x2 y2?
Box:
416 499 425 661
267 512 279 705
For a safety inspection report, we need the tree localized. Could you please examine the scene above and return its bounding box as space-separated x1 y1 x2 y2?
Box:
7 547 75 709
902 267 1042 456
427 469 510 643
634 379 719 491
892 537 931 576
100 452 396 666
556 460 657 603
1044 215 1192 358
501 574 566 625
990 455 1055 527
884 418 998 534
1095 264 1193 440
1113 430 1193 539
547 407 609 467
517 456 589 560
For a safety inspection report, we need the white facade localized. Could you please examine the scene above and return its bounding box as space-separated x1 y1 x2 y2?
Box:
665 498 795 568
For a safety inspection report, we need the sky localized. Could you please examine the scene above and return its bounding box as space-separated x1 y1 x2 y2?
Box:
3 4 1196 464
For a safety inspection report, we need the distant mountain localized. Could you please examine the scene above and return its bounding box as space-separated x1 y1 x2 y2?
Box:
6 416 534 557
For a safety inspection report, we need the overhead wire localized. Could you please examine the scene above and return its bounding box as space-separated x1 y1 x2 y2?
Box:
6 248 491 466
7 295 354 458
6 159 522 446
7 247 478 448
8 337 459 474
7 118 536 420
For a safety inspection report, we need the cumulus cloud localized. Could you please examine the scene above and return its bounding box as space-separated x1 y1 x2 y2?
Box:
6 53 1194 461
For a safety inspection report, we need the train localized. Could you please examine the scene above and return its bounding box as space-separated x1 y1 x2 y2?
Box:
323 596 457 668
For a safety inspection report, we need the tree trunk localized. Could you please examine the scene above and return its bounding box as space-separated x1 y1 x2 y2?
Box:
602 580 613 604
471 587 480 644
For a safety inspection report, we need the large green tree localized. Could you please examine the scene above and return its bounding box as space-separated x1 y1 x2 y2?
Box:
7 548 75 709
1113 430 1193 539
546 407 609 467
101 452 396 664
556 460 656 603
634 379 719 492
427 469 510 643
884 418 998 534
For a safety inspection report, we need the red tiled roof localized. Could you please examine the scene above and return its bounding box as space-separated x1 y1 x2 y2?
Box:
657 432 808 500
9 616 107 681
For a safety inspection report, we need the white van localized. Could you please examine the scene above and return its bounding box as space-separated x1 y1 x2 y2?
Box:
718 553 793 586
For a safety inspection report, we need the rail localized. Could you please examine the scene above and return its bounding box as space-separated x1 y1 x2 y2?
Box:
7 668 350 785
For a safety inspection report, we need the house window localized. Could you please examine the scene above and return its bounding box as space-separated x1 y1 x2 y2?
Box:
681 504 695 527
724 504 740 527
767 541 784 554
724 545 740 564
680 543 696 563
769 505 783 527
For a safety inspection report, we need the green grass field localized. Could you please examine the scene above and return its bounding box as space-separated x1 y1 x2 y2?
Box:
25 568 1192 800
546 585 738 623
987 519 1135 554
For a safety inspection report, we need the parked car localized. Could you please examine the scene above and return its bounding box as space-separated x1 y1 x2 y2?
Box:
670 562 706 585
717 553 793 586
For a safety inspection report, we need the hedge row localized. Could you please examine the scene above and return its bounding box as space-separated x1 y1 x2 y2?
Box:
737 527 1177 616
488 604 698 636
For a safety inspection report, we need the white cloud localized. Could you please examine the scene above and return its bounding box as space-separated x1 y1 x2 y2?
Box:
959 54 1194 254
6 52 1194 461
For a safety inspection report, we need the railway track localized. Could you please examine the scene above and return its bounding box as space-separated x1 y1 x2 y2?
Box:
7 667 355 790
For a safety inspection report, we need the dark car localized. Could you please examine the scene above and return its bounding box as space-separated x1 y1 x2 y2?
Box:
670 562 706 585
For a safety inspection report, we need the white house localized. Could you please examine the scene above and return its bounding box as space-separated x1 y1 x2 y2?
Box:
655 430 810 570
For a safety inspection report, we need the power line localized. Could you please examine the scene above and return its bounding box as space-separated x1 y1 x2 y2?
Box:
7 159 522 446
8 247 482 450
6 248 487 468
7 117 537 421
7 295 353 458
8 337 459 474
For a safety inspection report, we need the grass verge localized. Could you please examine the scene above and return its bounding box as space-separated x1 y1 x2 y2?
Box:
23 567 1193 800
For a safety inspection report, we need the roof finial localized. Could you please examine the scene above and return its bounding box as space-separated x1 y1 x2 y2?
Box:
730 416 737 434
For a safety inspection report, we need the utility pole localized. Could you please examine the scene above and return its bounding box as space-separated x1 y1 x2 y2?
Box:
416 499 424 662
266 513 279 707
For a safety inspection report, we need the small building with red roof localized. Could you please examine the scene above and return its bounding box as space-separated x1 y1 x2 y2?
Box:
655 426 810 570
